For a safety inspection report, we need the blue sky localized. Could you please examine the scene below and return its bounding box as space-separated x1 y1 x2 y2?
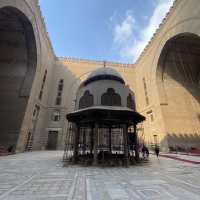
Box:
39 0 174 63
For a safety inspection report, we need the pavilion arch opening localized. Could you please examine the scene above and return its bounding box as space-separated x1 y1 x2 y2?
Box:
0 7 37 150
101 88 121 106
157 33 200 149
79 90 94 109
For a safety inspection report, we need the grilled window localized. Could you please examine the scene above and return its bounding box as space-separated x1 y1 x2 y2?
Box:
101 88 121 106
79 90 94 109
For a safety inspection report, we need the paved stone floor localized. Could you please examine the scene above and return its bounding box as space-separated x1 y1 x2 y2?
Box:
0 151 200 200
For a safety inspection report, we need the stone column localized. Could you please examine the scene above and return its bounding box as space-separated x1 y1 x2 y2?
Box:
73 124 80 164
109 127 112 153
93 123 98 165
134 123 139 161
83 128 86 155
123 124 129 167
90 127 94 154
134 124 138 144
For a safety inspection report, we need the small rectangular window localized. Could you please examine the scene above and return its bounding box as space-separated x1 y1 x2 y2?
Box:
55 79 64 105
39 91 43 100
52 111 61 122
143 77 149 106
38 70 47 101
33 109 36 117
33 105 40 119
150 114 154 122
146 110 152 114
146 97 149 105
58 84 63 91
54 115 60 121
58 91 62 97
56 97 61 105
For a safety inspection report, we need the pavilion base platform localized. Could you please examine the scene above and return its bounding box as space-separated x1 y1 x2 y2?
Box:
64 152 139 167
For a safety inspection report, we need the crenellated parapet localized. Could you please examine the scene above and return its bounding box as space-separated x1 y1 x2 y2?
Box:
59 57 134 69
24 0 55 57
135 0 179 65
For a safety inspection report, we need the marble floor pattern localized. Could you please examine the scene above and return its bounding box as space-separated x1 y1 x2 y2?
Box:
0 151 199 200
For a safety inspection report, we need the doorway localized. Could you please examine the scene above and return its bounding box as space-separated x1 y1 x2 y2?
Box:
47 131 58 150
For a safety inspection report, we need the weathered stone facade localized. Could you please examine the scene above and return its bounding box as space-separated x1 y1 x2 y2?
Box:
0 0 199 152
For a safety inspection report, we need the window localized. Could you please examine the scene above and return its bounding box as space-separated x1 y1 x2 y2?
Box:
39 70 47 100
143 77 149 106
33 108 36 117
52 110 61 121
79 90 94 109
58 91 62 97
33 105 40 120
150 114 154 122
145 97 149 105
58 84 63 91
56 97 61 106
101 88 121 106
146 110 154 122
39 91 43 100
55 79 64 106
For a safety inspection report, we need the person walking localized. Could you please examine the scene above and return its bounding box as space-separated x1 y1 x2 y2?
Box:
142 145 149 159
142 144 146 159
155 145 160 158
145 146 149 158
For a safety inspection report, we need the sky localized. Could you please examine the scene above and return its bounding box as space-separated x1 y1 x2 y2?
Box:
39 0 174 63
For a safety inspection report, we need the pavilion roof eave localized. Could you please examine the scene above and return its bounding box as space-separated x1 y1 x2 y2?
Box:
66 106 145 125
69 106 134 113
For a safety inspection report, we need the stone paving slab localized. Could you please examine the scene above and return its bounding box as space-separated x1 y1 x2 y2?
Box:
0 151 200 200
160 153 200 164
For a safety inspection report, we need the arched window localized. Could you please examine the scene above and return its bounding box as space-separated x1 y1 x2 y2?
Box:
79 90 94 109
101 88 121 106
52 110 61 122
127 94 135 110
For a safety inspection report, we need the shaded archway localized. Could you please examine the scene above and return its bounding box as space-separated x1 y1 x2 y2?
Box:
0 7 37 150
157 33 200 148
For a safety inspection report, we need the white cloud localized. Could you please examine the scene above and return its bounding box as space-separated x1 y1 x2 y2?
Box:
113 11 135 45
112 0 175 63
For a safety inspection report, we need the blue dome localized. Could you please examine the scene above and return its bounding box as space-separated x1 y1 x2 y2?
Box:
84 67 125 86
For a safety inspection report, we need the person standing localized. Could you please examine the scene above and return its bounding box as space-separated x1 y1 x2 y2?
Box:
155 145 160 158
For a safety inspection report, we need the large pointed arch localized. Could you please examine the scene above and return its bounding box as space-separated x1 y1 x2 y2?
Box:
0 6 37 150
156 33 200 148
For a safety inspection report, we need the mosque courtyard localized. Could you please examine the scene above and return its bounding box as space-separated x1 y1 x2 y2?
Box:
0 151 199 200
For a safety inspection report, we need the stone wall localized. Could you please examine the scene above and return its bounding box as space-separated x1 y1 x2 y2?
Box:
135 0 200 150
0 0 199 152
0 0 55 152
46 58 135 150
